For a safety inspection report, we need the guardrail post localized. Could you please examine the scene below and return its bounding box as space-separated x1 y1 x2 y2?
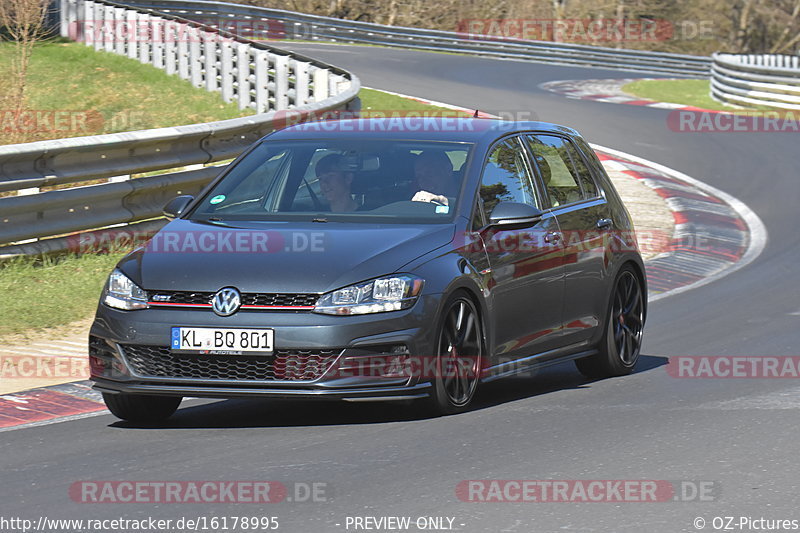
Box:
114 7 127 55
177 23 190 81
151 18 164 68
221 39 234 103
92 2 104 51
328 73 341 100
189 27 203 87
104 5 115 53
237 43 252 110
274 55 289 110
60 0 68 37
294 60 310 105
313 68 329 102
126 9 138 59
204 33 219 92
63 0 78 39
254 50 269 112
138 12 151 64
82 0 94 46
164 21 177 75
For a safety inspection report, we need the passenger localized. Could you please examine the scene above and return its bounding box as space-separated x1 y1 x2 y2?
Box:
534 154 580 207
411 151 457 205
316 154 358 212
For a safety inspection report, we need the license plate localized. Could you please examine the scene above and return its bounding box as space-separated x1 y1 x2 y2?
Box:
171 327 274 354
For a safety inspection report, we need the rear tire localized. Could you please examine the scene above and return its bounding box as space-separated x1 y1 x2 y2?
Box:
575 266 644 379
422 292 483 416
103 393 182 423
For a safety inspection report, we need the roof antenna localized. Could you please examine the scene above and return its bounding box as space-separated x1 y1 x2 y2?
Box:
473 109 480 118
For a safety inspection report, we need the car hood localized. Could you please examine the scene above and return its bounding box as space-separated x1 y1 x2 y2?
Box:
119 219 456 294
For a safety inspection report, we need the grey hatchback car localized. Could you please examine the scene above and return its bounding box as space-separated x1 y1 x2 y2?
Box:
89 118 646 422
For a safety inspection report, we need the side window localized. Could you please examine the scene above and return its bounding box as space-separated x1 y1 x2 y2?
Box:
290 148 334 210
525 134 593 208
223 149 291 211
563 139 599 198
479 137 539 218
471 198 485 232
571 136 606 196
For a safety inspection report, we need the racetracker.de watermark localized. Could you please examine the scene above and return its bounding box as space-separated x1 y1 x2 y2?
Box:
68 229 327 254
69 481 330 503
456 479 720 503
67 18 302 42
0 356 89 380
667 356 800 378
0 109 148 135
668 110 800 133
456 480 719 502
456 229 681 256
274 110 488 132
456 18 714 43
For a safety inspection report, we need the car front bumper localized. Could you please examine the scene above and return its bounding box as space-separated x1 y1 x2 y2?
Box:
89 294 442 401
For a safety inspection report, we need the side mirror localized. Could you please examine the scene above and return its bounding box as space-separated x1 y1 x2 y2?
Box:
162 195 194 219
488 202 543 229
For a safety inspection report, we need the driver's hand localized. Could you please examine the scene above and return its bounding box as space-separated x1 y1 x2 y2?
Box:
412 191 449 205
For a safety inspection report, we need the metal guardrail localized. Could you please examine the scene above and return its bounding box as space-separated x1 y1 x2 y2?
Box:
0 0 359 256
711 53 800 110
118 0 712 77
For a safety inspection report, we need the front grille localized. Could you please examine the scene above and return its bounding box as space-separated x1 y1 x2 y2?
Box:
244 293 319 307
148 291 319 308
121 344 339 381
152 292 212 305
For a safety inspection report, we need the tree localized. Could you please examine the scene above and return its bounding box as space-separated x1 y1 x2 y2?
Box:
0 0 50 143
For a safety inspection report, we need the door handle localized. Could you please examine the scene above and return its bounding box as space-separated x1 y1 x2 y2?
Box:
596 218 613 230
544 231 561 243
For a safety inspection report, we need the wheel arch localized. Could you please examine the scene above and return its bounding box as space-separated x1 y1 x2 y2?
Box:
437 281 491 358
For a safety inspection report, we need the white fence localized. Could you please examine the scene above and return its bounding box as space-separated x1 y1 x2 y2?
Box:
711 53 800 110
59 0 350 112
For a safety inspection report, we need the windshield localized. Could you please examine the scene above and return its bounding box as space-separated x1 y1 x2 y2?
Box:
189 139 473 224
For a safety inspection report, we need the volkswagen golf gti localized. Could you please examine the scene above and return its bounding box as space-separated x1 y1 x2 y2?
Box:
89 117 646 423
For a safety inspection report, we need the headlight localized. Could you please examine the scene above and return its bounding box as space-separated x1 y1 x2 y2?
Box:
103 269 149 310
314 274 424 315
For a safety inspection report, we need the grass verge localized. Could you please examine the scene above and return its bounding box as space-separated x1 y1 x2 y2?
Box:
0 40 253 144
621 79 778 112
359 87 471 114
0 252 125 339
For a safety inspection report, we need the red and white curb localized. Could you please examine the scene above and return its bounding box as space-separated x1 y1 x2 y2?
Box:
0 89 766 431
0 381 105 432
539 78 710 111
594 146 766 301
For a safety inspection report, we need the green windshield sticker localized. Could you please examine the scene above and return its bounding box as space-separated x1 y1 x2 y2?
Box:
209 194 226 204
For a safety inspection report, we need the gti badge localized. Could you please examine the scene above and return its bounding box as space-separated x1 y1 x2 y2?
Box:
212 287 241 316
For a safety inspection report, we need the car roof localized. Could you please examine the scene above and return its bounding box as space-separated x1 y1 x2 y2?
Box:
265 117 582 144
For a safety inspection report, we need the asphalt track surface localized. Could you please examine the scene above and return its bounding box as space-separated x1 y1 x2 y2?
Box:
2 46 799 533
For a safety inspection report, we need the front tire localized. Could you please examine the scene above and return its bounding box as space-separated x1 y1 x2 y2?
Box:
575 266 644 379
423 292 483 416
103 393 182 423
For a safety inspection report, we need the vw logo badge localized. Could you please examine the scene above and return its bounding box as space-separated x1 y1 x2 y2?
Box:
212 287 241 316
